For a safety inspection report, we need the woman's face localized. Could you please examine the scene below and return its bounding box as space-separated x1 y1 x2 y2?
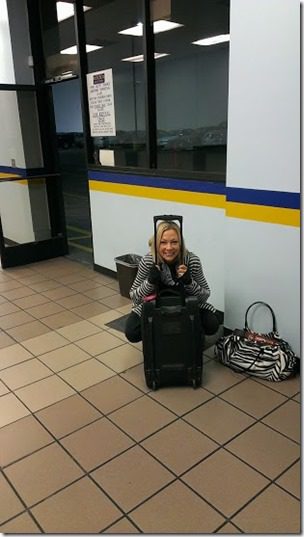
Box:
159 229 180 264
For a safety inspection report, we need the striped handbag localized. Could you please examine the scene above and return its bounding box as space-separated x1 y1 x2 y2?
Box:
215 301 299 381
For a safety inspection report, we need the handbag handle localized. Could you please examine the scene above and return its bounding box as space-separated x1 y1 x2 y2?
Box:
245 301 277 332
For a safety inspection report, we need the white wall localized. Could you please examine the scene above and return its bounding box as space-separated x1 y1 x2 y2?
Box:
0 0 15 84
0 91 25 167
225 0 300 354
0 182 35 243
227 0 300 192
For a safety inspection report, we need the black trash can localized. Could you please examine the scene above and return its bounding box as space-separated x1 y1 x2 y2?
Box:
115 254 142 298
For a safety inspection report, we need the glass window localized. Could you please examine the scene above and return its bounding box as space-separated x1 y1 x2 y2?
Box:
0 0 34 85
84 0 147 168
153 0 229 175
40 0 79 81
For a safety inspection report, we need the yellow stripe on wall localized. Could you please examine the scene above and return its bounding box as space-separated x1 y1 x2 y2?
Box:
89 179 300 227
0 172 22 180
226 202 300 227
89 179 225 209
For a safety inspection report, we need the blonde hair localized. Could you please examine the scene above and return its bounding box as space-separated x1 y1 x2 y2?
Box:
148 220 186 264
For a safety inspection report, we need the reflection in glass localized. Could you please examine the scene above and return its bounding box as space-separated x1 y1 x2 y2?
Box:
0 179 51 246
84 0 147 168
154 0 230 174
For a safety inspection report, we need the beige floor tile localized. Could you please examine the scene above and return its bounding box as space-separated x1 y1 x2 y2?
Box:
1 286 36 301
41 310 82 329
100 294 131 309
276 460 300 498
0 393 30 427
293 392 300 402
71 301 110 319
31 476 121 533
61 417 134 471
41 286 77 300
0 415 53 467
0 310 35 330
226 422 300 479
57 319 101 341
83 285 117 300
35 394 100 439
106 517 140 533
232 484 300 533
6 320 51 342
203 359 246 394
217 522 242 533
76 331 123 356
4 443 83 507
262 399 300 443
104 280 120 292
92 273 117 285
25 301 65 319
28 280 62 292
55 292 93 309
142 420 218 474
0 343 33 370
96 343 143 373
0 511 41 533
110 396 176 442
58 358 116 391
252 374 300 397
130 480 225 533
120 363 150 393
92 445 174 511
15 273 48 286
0 301 20 316
220 377 287 418
0 379 9 395
21 331 69 356
0 358 53 390
0 473 25 525
0 280 23 293
88 309 123 328
53 273 88 285
115 303 132 314
148 385 213 415
12 293 49 309
182 449 269 517
0 331 15 348
81 376 143 415
39 343 91 372
184 397 255 443
68 279 102 292
15 375 75 412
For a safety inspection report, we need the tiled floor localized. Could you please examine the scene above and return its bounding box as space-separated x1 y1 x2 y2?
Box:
0 257 300 534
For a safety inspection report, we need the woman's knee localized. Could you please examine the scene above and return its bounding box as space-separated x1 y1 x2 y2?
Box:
125 312 142 343
200 310 220 335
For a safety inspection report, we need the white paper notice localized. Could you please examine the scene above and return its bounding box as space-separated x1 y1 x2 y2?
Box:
86 69 116 137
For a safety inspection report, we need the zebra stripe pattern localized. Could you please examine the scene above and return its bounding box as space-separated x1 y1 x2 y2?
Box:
215 331 298 381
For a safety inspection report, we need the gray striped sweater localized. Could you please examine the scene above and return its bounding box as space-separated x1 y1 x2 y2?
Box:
129 251 216 317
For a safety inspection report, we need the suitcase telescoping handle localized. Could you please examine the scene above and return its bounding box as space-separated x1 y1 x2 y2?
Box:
153 215 183 265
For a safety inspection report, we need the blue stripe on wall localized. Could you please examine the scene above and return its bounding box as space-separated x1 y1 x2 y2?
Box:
88 170 226 195
226 187 300 209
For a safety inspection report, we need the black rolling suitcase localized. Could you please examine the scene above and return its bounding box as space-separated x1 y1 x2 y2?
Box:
141 215 203 390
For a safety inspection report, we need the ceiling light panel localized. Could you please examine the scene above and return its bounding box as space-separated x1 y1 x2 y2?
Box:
60 44 103 54
122 52 169 62
118 20 183 36
192 34 230 46
56 2 91 22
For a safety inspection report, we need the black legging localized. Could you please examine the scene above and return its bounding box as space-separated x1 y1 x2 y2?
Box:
125 308 220 343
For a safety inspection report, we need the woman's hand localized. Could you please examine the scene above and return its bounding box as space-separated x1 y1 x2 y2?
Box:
147 264 161 285
176 264 191 284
